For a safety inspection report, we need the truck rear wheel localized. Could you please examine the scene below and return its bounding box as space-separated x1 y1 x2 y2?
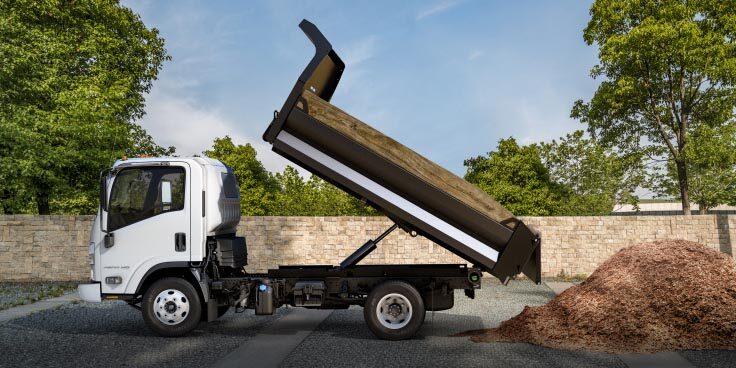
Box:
142 277 201 337
364 281 425 340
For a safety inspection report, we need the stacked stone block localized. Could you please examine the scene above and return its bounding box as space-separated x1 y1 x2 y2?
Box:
0 215 732 281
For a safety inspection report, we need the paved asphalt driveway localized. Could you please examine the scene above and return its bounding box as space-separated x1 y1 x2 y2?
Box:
1 280 733 368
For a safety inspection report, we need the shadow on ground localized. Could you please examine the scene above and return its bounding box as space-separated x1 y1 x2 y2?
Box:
0 302 288 368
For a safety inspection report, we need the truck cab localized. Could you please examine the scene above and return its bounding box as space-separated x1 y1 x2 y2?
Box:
79 157 245 332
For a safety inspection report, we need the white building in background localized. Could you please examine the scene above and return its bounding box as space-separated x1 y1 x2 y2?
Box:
613 200 736 215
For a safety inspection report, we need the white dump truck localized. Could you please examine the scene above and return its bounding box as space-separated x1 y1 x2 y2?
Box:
78 20 541 340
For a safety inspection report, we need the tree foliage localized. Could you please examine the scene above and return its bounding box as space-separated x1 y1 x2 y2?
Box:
657 123 736 212
0 0 171 214
270 167 377 216
465 135 641 216
204 137 377 216
572 0 736 214
204 136 279 216
539 131 644 215
465 138 565 216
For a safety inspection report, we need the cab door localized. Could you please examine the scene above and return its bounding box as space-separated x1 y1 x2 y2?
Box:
99 163 191 295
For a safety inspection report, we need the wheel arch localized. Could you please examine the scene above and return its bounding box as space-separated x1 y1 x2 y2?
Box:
373 278 454 312
135 262 205 305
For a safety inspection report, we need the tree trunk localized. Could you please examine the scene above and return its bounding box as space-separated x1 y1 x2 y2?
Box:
698 205 707 215
1 189 12 214
675 159 691 216
36 192 50 215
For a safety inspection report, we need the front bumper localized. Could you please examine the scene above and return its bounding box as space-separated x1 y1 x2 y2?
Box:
78 283 102 302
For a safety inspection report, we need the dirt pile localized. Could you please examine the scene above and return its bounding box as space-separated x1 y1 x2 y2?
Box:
455 240 736 352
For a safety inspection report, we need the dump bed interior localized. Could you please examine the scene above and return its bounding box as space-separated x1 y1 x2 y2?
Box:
299 90 519 232
264 20 541 284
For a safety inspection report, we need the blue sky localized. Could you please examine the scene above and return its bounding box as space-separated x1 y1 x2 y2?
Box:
122 0 598 176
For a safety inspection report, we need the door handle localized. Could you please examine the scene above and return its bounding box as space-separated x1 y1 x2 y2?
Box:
175 233 186 252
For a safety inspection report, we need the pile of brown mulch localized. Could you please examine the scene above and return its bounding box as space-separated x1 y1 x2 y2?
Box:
454 240 736 353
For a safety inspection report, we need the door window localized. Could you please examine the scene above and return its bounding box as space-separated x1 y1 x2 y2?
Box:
107 166 186 231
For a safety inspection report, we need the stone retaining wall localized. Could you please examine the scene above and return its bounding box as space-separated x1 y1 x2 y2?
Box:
1 215 733 281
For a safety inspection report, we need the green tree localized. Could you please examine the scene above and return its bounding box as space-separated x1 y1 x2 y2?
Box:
657 123 736 213
0 0 170 214
204 136 278 216
204 136 377 216
128 124 176 158
540 131 644 215
271 167 376 216
464 138 564 216
572 0 736 215
271 166 309 216
313 177 377 216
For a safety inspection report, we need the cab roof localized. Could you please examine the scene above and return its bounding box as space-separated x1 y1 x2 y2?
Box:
112 156 226 169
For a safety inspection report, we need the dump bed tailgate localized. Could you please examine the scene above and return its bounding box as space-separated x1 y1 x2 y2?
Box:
264 20 541 284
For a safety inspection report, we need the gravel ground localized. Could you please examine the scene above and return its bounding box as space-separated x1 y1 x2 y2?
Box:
1 279 734 367
0 282 78 311
679 351 736 368
0 301 289 368
282 280 736 368
281 280 628 368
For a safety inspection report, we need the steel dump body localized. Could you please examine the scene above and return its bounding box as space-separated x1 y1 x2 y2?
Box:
264 20 541 284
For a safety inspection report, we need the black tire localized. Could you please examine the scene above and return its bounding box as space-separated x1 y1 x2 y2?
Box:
217 305 230 318
364 281 425 340
142 277 201 337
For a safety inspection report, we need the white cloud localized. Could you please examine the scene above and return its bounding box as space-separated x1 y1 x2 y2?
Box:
416 0 463 20
342 35 378 66
337 35 378 96
138 87 305 176
467 49 484 61
332 34 390 126
488 94 579 146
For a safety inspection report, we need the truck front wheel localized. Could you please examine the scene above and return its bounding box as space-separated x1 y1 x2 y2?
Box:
142 277 202 337
364 281 425 340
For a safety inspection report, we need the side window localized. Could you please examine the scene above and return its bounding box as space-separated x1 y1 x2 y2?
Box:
108 166 186 231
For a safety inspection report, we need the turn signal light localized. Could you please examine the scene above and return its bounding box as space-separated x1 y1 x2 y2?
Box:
105 276 122 285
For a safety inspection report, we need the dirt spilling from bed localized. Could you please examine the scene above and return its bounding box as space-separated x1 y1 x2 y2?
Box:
453 239 736 353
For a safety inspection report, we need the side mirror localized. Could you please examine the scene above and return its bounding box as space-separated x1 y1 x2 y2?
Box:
104 233 114 248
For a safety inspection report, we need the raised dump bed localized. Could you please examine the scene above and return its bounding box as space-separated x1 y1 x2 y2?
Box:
264 20 541 284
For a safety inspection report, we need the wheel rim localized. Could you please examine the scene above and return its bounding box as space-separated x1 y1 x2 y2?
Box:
376 293 412 329
153 289 190 325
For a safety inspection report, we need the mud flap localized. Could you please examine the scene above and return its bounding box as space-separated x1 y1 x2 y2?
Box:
206 299 218 322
